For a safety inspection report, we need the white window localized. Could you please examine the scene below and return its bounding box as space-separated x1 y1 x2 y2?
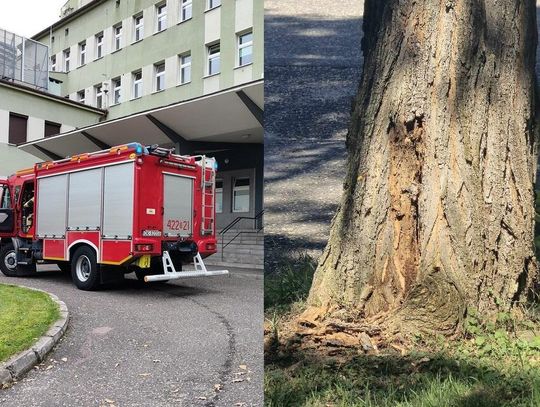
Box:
208 0 221 9
79 42 86 65
156 3 167 32
216 180 223 213
77 90 85 104
238 31 253 66
134 14 144 42
132 70 143 98
155 62 165 92
112 77 121 105
51 55 56 72
207 43 220 75
179 53 191 84
95 33 104 58
63 49 70 72
114 24 122 51
180 0 192 21
95 84 103 108
233 178 250 213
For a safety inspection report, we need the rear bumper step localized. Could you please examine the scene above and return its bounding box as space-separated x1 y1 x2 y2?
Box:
144 251 229 282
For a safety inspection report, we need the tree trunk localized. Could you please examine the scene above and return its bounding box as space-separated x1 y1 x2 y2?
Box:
304 0 538 338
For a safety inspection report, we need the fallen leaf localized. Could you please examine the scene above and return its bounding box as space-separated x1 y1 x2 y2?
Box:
197 396 207 400
115 363 120 368
213 383 223 392
45 365 53 370
139 373 151 377
239 364 247 370
104 399 115 404
61 357 68 362
232 378 244 383
152 359 161 363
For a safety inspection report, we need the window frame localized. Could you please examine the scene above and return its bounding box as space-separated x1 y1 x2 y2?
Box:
79 41 87 66
51 55 56 72
112 77 122 105
156 3 167 32
180 0 192 22
207 0 221 10
207 42 221 76
237 31 253 67
114 23 123 51
132 70 143 99
77 90 85 104
63 49 70 72
215 179 223 214
232 177 250 213
154 62 166 92
134 14 144 42
95 33 104 59
179 53 192 84
95 84 103 109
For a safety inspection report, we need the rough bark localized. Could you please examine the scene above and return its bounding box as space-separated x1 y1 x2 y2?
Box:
304 0 538 338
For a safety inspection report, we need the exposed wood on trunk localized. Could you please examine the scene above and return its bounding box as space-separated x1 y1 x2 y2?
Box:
303 0 538 340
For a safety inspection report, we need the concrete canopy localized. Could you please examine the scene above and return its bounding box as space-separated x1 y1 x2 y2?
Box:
19 80 263 161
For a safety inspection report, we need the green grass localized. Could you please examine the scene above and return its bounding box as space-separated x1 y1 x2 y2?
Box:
0 284 59 362
264 253 316 312
264 254 540 406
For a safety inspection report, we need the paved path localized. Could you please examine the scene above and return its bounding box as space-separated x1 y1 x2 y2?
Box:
264 0 364 269
0 267 262 407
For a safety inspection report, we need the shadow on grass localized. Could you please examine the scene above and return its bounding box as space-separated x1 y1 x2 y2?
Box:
265 350 540 407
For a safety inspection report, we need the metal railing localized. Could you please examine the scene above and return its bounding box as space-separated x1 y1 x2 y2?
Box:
219 210 264 260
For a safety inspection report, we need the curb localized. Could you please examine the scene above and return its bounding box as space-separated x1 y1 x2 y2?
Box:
0 286 69 388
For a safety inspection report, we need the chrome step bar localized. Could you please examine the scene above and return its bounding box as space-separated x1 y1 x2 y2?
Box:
144 252 229 282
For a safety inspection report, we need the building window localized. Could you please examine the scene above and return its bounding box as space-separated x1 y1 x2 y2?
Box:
44 121 61 138
51 55 56 72
95 84 103 108
216 180 223 213
65 28 69 36
63 49 70 72
112 77 121 105
238 31 253 66
79 42 87 66
77 90 85 104
207 42 220 75
8 113 28 145
134 14 144 42
132 70 143 99
233 178 250 213
154 62 165 92
179 53 191 84
180 0 192 22
114 24 122 51
95 33 104 59
156 3 167 32
208 0 221 10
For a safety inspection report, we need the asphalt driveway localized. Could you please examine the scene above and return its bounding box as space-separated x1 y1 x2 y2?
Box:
0 267 262 407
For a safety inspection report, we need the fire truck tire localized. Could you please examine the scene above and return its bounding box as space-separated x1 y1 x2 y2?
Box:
0 243 19 277
71 246 100 290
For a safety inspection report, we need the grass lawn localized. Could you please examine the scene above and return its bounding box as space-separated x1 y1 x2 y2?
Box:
0 284 59 363
265 255 540 406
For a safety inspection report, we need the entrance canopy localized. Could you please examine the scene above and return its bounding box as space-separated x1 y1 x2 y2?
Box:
19 80 263 161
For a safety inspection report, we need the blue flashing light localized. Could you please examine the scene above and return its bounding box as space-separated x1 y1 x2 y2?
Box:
214 161 218 171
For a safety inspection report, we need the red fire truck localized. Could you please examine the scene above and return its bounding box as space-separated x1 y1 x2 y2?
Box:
0 142 228 290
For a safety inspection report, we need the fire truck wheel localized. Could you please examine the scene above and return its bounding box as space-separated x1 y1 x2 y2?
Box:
71 246 100 290
0 243 19 277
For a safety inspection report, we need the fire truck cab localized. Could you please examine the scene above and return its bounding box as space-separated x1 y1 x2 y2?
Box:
0 143 228 290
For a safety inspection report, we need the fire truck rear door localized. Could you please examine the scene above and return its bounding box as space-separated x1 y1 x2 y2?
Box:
163 174 193 238
0 181 14 233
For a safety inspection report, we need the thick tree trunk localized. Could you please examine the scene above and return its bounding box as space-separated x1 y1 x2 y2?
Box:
304 0 538 338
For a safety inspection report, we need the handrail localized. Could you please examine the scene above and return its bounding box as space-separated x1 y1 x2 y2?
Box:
220 210 265 235
220 210 264 261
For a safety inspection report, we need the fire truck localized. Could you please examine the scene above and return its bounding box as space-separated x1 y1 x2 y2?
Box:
0 142 228 290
